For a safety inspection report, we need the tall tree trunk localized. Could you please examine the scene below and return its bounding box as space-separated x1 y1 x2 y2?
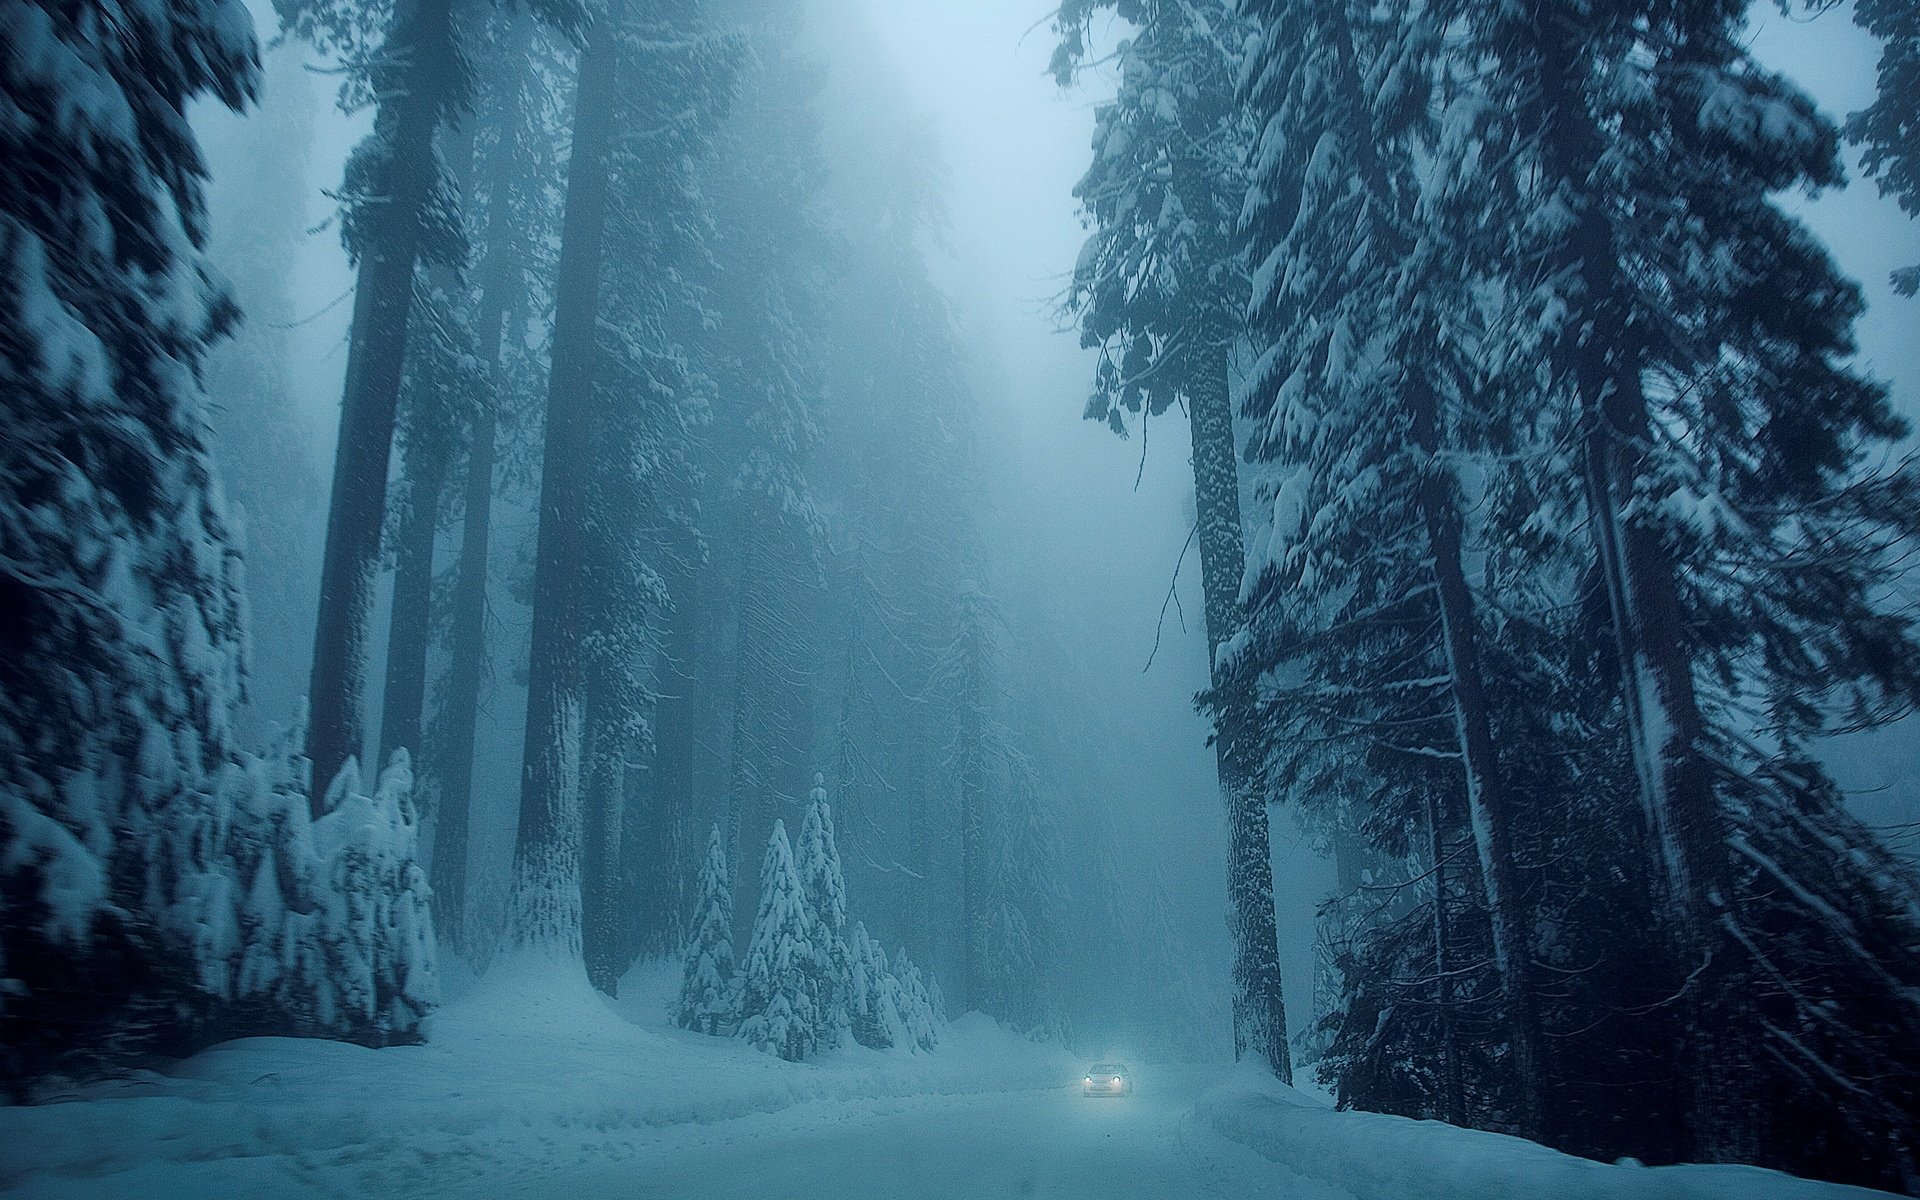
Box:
432 13 532 947
582 682 628 992
434 388 495 945
905 709 932 961
635 575 700 955
725 513 764 934
956 697 984 1014
379 444 447 771
1188 337 1292 1081
305 0 461 808
1410 374 1548 1138
1582 363 1746 1158
1528 11 1749 1160
1425 788 1464 1126
508 5 621 955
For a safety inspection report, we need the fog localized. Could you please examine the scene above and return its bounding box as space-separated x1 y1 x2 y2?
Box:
9 0 1920 1190
182 0 1920 1056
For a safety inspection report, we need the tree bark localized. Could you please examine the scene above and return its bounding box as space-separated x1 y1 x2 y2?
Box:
305 0 460 808
1188 336 1292 1081
1411 373 1548 1138
434 388 494 946
378 443 447 772
582 681 628 992
508 5 622 955
1527 10 1750 1160
1425 788 1464 1126
432 13 533 947
634 574 700 956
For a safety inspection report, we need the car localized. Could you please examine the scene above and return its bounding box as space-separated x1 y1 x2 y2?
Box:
1083 1062 1130 1097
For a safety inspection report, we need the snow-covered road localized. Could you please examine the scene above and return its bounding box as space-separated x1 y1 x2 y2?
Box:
492 1066 1347 1200
1 964 1897 1200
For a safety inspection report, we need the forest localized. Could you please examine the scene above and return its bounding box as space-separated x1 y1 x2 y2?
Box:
2 0 1919 1196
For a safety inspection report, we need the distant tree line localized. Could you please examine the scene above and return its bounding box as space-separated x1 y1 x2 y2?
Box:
1 0 1097 1094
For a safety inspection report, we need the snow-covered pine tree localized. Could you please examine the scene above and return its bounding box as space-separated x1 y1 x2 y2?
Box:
845 921 903 1050
0 0 258 1084
891 944 942 1053
1053 0 1291 1079
677 825 736 1034
737 820 830 1061
1454 3 1920 1184
795 775 852 1036
976 757 1063 1038
807 104 979 963
693 16 831 920
1232 0 1553 1135
579 0 740 994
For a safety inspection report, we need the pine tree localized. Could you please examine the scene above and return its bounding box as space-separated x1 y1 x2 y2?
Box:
430 7 565 950
677 825 736 1034
1457 2 1920 1179
795 775 852 1037
1234 0 1551 1133
284 0 476 805
0 0 257 1084
737 820 830 1061
891 944 942 1053
578 1 739 993
845 921 901 1049
1054 0 1291 1078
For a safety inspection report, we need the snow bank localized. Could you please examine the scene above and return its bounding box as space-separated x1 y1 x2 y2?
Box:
1196 1063 1899 1200
0 955 1074 1198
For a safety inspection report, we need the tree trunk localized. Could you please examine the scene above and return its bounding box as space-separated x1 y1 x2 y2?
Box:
434 389 495 946
432 14 532 947
1425 788 1464 1126
508 5 622 956
305 0 460 808
1411 374 1548 1138
640 575 700 955
725 513 764 935
1528 11 1750 1160
1581 362 1747 1158
378 443 447 772
1188 337 1292 1081
582 682 628 993
957 695 985 1015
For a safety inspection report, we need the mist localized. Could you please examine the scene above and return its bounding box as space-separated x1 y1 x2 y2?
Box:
6 0 1920 1194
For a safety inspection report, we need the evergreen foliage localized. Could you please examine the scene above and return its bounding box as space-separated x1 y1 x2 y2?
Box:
1233 0 1920 1187
676 824 736 1034
1842 0 1920 292
1054 0 1291 1076
736 819 831 1061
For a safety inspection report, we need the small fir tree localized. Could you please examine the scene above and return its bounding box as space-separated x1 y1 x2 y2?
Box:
677 825 736 1035
795 774 851 1038
737 820 828 1061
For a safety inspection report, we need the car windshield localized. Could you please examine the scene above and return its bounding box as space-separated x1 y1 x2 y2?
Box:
1090 1064 1125 1076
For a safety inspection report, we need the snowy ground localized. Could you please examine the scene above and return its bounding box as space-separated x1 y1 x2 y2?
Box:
0 959 1899 1199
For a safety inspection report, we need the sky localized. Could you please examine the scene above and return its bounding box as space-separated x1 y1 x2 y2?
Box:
189 0 1920 1052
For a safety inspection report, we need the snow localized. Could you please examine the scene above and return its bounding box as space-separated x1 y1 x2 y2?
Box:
2 968 1899 1198
0 958 1068 1199
1195 1063 1896 1200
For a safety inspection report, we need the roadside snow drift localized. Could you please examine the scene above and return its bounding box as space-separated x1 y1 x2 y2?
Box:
1197 1064 1900 1200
